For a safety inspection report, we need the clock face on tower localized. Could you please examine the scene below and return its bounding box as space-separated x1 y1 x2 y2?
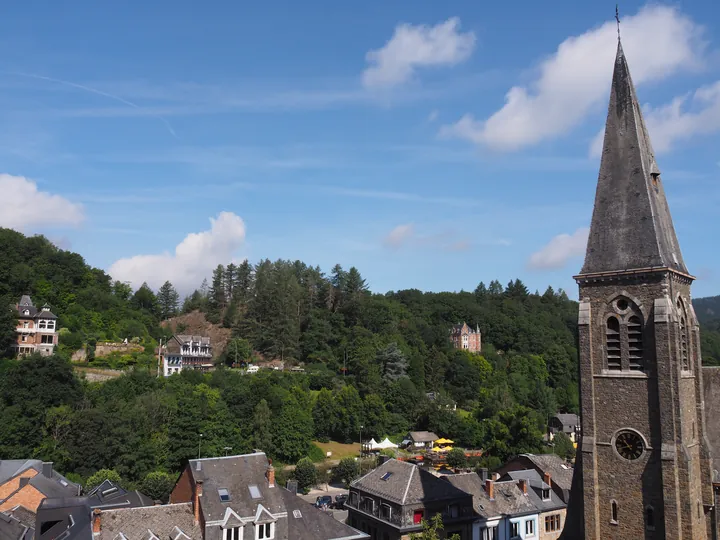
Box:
615 430 645 460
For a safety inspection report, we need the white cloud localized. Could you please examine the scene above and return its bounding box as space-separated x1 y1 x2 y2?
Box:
382 223 480 252
109 212 246 294
428 110 439 122
383 223 415 248
441 5 704 150
644 81 720 153
528 227 589 270
0 173 84 230
589 80 720 157
362 17 476 89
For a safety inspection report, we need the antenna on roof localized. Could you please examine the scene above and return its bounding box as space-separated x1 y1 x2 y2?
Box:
615 5 621 42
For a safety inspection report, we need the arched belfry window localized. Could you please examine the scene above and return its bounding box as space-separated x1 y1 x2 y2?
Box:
605 297 645 372
677 299 690 371
628 316 644 370
606 317 621 370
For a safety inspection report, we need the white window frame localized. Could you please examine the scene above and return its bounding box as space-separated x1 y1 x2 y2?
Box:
526 518 535 536
256 522 274 540
223 527 243 540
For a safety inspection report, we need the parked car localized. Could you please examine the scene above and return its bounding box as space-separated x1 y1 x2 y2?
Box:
331 494 347 509
314 495 332 508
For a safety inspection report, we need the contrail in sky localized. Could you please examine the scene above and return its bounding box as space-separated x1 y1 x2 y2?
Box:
5 71 179 139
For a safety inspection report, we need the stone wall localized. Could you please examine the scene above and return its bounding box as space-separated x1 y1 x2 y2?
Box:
94 342 144 358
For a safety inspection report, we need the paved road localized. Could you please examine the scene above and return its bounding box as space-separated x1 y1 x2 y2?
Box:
298 487 349 523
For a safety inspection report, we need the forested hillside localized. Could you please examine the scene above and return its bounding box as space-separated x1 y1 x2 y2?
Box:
1 228 720 489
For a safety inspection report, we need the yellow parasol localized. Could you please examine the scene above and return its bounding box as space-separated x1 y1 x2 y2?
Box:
434 438 454 445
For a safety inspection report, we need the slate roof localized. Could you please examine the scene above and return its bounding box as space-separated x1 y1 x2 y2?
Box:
0 511 33 540
13 297 57 320
501 470 565 513
351 459 469 506
188 452 368 540
97 502 200 540
553 414 579 430
407 432 438 444
521 454 574 494
86 480 155 510
443 474 536 519
0 461 80 502
36 497 93 540
581 41 688 276
175 335 211 346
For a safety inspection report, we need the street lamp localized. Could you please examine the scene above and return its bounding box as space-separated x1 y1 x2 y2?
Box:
198 433 203 459
359 425 364 457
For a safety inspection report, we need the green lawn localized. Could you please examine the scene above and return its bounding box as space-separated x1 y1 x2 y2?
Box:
313 441 360 460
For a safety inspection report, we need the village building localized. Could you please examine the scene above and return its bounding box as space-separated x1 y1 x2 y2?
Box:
93 501 201 539
347 458 475 540
0 460 80 515
163 334 213 376
85 478 155 510
169 451 368 540
495 454 574 508
11 295 58 356
449 323 482 353
547 414 580 444
401 432 439 451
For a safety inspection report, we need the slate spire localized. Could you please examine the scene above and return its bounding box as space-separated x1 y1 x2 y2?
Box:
580 41 688 275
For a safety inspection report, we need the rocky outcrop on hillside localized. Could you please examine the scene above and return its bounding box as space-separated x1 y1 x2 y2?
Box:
161 310 231 358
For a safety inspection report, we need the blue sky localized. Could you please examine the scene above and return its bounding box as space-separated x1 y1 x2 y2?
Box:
1 0 719 298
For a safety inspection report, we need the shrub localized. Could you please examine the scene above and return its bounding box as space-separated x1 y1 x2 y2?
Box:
333 457 359 486
140 471 176 503
307 443 326 463
294 458 317 491
85 469 123 491
446 448 468 470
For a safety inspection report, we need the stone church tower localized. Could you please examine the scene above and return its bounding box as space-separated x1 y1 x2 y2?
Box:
560 42 714 539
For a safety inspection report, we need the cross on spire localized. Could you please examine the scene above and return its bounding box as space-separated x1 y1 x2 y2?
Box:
615 5 621 41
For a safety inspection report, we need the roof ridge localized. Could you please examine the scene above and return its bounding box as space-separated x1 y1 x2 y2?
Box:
401 464 415 505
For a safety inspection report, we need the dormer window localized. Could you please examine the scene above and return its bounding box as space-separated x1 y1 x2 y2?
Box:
23 310 30 316
542 488 551 501
223 528 243 540
256 523 274 540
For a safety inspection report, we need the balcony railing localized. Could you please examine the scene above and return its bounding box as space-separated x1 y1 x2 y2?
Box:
345 498 403 527
16 327 56 333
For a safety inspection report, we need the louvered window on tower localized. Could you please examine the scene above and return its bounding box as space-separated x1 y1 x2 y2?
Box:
627 316 644 370
606 317 621 370
680 316 689 371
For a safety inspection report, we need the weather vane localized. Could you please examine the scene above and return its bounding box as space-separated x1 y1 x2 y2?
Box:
615 5 621 41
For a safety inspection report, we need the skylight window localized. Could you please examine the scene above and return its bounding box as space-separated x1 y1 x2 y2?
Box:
218 488 231 502
380 472 393 481
248 485 262 499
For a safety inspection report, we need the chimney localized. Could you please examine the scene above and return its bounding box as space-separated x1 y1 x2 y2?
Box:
193 479 203 525
485 479 494 500
42 462 53 478
519 479 528 494
478 468 488 482
544 472 552 487
266 459 275 488
491 472 500 481
92 509 102 534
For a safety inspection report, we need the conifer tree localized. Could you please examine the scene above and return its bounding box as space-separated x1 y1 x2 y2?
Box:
157 281 180 319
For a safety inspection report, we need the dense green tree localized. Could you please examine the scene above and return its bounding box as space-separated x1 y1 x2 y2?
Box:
552 432 576 461
141 471 176 503
446 448 468 470
157 281 180 320
0 296 17 357
224 337 252 366
273 395 313 462
207 265 226 323
294 457 317 492
253 399 274 456
378 342 408 380
411 513 460 540
312 389 337 442
333 457 360 486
